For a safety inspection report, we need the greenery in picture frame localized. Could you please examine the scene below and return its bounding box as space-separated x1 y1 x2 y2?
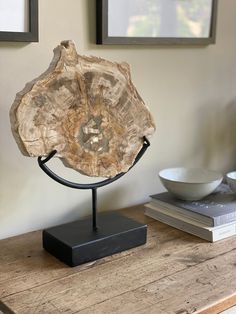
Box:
96 0 218 45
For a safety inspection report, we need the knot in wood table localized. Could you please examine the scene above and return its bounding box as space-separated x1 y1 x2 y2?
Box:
0 205 236 314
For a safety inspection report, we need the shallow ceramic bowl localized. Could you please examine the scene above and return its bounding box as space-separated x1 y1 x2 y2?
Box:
226 171 236 194
159 167 223 201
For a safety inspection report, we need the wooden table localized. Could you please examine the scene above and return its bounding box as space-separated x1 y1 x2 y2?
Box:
0 205 236 314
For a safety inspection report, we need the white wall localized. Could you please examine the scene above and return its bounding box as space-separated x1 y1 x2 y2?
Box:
0 0 236 240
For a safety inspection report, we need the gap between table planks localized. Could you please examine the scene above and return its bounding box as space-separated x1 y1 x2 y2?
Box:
0 205 236 314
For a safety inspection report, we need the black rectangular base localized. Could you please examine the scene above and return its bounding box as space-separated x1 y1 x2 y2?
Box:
43 212 147 267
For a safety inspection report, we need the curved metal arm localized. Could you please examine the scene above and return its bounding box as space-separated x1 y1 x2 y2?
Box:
38 136 150 190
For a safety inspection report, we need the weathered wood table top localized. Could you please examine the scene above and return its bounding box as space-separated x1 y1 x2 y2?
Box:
0 205 236 314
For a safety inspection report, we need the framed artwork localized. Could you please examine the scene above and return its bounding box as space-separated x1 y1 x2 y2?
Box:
0 0 38 42
96 0 218 45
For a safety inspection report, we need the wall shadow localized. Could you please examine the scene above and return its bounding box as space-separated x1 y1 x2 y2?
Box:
189 99 236 174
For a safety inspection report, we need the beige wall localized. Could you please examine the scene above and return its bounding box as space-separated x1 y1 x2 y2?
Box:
0 0 236 239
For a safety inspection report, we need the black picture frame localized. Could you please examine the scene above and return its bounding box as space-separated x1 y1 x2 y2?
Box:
96 0 218 45
0 0 38 42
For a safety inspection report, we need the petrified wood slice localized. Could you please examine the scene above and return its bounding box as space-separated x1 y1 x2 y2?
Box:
10 41 155 178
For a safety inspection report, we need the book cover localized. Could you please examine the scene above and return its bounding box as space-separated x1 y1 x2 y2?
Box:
145 204 236 242
150 184 236 227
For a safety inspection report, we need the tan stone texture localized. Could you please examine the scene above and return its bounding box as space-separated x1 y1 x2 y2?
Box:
10 41 155 178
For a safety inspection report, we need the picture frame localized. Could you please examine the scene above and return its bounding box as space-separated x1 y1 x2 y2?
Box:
0 0 38 42
96 0 218 45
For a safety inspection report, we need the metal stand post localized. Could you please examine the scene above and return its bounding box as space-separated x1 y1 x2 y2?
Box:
38 137 150 266
92 188 97 231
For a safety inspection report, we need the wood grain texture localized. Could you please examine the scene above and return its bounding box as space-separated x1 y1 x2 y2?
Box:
0 206 236 314
10 40 155 178
199 295 236 314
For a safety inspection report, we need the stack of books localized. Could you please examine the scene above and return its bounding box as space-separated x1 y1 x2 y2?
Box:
145 184 236 242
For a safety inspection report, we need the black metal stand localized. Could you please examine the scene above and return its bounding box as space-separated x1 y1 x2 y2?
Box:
38 137 150 267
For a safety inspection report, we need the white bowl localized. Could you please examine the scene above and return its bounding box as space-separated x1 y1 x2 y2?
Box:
159 167 223 201
226 171 236 193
